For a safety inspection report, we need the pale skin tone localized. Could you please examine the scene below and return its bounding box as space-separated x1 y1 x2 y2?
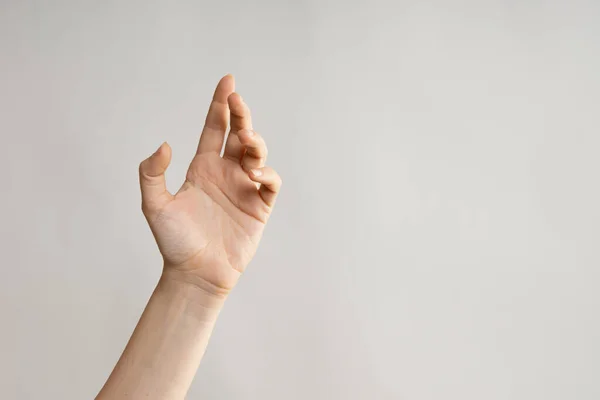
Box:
96 74 281 399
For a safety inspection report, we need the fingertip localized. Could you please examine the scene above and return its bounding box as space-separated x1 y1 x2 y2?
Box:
227 92 243 106
147 142 171 171
213 75 235 102
152 141 167 156
161 141 172 161
152 141 163 155
238 129 255 142
151 142 161 155
249 168 263 178
220 74 235 88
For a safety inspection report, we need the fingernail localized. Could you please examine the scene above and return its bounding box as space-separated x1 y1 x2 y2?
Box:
251 169 262 177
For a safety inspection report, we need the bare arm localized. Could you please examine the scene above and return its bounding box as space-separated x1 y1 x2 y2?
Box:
97 271 224 399
97 74 281 399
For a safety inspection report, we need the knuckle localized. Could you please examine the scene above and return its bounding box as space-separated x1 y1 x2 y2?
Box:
138 160 147 175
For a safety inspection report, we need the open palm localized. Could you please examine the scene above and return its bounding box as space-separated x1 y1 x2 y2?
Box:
138 75 281 295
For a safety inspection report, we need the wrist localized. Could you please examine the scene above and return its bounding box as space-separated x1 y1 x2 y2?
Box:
158 268 228 313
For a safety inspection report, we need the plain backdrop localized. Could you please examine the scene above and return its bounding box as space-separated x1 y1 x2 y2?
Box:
1 1 599 399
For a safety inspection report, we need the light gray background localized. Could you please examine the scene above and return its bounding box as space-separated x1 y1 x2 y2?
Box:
1 1 599 399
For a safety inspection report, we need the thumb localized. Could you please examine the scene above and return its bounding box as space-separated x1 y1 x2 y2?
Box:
139 142 173 213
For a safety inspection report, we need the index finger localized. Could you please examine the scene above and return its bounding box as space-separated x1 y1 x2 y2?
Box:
196 74 235 155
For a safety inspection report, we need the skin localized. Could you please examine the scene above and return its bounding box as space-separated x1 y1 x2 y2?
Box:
96 74 281 399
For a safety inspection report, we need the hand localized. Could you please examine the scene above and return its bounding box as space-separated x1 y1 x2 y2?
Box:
138 75 281 296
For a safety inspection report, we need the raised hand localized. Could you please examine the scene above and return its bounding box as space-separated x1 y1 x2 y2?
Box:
138 75 281 296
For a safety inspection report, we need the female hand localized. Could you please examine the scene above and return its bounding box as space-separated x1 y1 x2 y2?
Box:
138 74 281 297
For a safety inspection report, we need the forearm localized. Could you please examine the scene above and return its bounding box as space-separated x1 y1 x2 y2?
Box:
97 268 226 400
